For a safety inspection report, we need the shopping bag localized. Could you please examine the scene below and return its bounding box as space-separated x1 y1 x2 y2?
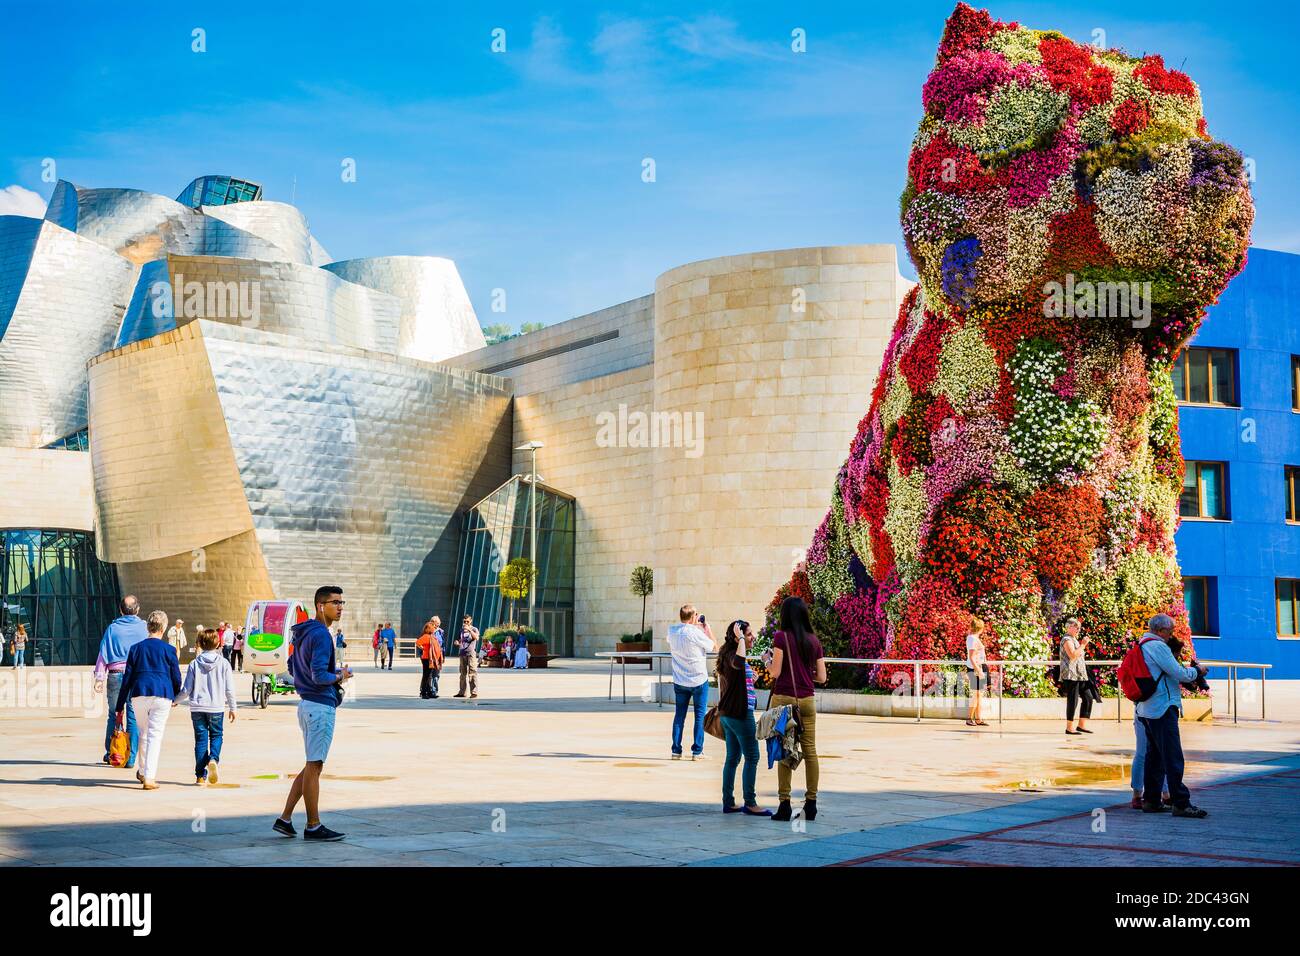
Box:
108 723 130 767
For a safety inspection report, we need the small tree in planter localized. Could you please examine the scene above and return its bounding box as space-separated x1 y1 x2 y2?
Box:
498 557 536 626
620 565 655 668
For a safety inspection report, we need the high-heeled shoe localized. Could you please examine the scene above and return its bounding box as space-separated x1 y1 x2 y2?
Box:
803 799 818 821
771 800 793 822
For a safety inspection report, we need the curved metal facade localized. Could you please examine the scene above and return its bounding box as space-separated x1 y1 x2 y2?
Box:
116 254 401 352
323 256 486 363
0 219 135 448
46 181 317 266
89 320 513 639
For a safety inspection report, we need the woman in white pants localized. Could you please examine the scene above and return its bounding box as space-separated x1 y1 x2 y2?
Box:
114 611 183 789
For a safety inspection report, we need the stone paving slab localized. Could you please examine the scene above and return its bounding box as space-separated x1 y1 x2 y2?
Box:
1 663 1298 867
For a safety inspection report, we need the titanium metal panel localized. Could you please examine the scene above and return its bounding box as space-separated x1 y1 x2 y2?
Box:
322 256 486 363
0 220 135 447
46 181 314 266
90 320 513 638
119 254 402 353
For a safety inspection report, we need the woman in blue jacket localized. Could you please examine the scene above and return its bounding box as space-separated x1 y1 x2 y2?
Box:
115 611 182 789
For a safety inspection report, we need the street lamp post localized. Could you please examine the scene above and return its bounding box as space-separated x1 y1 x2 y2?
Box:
515 441 544 630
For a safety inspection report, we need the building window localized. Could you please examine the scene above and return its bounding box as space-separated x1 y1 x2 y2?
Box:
42 427 89 452
1289 467 1300 522
1180 461 1228 519
1171 348 1237 406
1182 576 1217 636
1293 356 1300 412
1277 580 1300 638
0 529 121 666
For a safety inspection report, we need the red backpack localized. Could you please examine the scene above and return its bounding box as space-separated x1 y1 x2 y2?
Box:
1117 636 1162 703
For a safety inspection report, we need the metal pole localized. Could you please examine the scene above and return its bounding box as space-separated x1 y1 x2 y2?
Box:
621 656 627 704
1261 666 1267 721
1232 665 1238 725
914 662 921 723
608 656 614 701
529 447 537 631
997 664 1003 725
657 655 663 709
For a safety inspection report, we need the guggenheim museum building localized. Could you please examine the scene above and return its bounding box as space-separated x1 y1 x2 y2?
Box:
0 175 1296 678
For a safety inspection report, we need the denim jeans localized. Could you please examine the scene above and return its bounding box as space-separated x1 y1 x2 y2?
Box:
671 682 708 756
191 712 225 779
1131 716 1166 793
1139 706 1190 808
721 713 759 808
103 671 139 766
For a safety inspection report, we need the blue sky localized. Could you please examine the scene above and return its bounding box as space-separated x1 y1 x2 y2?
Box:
2 0 1297 329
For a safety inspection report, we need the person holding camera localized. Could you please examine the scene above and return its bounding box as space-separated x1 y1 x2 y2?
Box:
1135 613 1209 819
716 620 770 816
1059 617 1097 735
667 604 716 760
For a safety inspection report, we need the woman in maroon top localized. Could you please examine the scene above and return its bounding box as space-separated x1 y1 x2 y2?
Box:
766 596 827 821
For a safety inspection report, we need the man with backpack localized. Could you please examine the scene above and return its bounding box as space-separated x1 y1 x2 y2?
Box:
1119 613 1209 819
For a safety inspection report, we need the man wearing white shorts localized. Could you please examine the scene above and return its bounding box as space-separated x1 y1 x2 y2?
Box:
273 586 353 842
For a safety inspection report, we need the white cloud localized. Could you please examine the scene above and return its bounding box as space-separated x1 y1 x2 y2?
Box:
0 185 47 219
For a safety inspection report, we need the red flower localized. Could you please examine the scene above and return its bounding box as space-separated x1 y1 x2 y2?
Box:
1133 55 1196 98
936 3 1016 63
1111 98 1151 137
1038 36 1114 109
1024 484 1104 591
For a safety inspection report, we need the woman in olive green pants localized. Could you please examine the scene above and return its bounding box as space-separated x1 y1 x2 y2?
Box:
766 597 828 822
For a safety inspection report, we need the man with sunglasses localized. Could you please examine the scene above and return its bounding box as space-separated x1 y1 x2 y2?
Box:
274 586 353 841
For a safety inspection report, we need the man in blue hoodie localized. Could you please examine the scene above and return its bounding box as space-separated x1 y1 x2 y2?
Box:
93 595 149 768
274 585 353 841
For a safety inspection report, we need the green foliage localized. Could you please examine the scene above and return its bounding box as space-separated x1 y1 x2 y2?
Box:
498 557 536 601
628 566 653 598
482 625 546 646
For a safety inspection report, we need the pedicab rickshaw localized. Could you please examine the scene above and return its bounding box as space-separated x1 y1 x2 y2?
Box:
244 599 310 708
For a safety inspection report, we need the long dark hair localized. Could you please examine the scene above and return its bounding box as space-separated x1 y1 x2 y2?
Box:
779 596 816 668
717 621 744 673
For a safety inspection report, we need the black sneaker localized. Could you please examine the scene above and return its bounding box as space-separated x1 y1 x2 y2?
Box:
1141 802 1171 813
1172 804 1208 819
272 818 297 838
303 824 345 842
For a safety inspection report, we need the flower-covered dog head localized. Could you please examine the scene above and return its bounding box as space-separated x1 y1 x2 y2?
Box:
901 3 1253 353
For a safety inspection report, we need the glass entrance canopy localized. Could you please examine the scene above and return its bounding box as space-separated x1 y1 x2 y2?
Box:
450 476 575 655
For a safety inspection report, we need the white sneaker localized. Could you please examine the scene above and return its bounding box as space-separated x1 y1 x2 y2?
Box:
671 753 682 760
207 760 219 785
692 753 706 761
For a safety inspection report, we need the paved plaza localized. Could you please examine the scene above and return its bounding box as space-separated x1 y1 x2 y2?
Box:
1 661 1298 867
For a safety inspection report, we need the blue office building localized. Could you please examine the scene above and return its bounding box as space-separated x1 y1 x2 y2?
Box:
1174 247 1300 678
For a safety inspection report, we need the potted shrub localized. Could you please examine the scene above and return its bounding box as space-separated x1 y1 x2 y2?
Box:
620 565 654 667
616 630 653 668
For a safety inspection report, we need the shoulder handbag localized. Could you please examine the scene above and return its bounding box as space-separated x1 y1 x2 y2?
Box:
704 705 725 739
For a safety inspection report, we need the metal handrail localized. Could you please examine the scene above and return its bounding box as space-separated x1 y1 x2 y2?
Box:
596 651 1272 722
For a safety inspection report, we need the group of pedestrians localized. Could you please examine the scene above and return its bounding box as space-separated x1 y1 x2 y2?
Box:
371 621 396 669
87 583 1212 839
1041 612 1207 818
95 597 239 789
667 598 826 823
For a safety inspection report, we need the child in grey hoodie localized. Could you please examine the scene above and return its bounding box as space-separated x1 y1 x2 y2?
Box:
176 628 237 785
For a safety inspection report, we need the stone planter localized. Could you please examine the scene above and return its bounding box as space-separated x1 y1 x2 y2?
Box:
615 641 653 668
527 642 548 668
